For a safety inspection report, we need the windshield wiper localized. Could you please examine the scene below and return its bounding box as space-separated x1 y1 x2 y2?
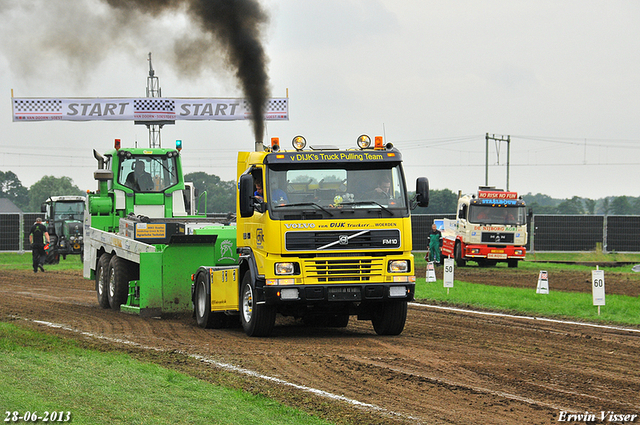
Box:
340 201 394 216
273 202 334 217
150 157 175 179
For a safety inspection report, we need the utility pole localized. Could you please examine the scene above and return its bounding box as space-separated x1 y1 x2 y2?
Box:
485 133 511 190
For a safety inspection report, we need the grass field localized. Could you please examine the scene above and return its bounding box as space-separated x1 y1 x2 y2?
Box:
0 322 332 425
414 280 640 326
0 252 83 271
413 251 640 327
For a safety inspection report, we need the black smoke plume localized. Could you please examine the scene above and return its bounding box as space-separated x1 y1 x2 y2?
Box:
104 0 270 142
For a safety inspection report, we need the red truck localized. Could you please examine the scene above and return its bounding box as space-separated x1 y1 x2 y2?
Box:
440 188 528 268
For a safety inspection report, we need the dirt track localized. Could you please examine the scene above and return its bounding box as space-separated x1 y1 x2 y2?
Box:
1 267 640 425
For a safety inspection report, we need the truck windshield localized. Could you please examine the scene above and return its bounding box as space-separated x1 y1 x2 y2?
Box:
54 202 85 221
468 205 526 226
118 156 179 192
266 163 408 218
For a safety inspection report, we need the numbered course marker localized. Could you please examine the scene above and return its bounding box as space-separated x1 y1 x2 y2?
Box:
592 267 605 315
443 258 454 293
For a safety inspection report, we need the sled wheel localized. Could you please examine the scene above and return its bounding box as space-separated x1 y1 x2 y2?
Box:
195 272 225 329
107 255 131 311
96 253 112 309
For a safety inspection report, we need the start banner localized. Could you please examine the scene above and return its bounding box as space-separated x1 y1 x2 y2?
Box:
12 97 288 122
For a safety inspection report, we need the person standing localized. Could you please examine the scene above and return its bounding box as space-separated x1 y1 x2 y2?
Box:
29 217 50 273
428 223 442 264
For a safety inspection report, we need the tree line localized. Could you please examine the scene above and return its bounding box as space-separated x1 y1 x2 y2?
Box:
0 171 84 212
2 169 639 216
0 170 236 214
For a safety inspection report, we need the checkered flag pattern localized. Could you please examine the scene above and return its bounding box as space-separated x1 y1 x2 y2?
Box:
134 99 175 113
267 99 288 112
13 99 62 113
242 98 288 113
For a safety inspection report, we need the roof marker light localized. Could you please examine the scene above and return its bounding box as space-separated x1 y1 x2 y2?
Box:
176 140 183 151
271 137 280 152
374 136 384 150
292 135 306 150
357 134 371 149
114 139 121 150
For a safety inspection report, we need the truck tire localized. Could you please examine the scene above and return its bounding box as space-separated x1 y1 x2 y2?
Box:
508 260 518 268
371 300 407 335
96 253 112 309
240 273 276 337
194 273 225 329
454 243 466 267
107 255 131 311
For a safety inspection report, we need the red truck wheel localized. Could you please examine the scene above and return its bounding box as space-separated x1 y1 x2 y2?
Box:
455 243 466 267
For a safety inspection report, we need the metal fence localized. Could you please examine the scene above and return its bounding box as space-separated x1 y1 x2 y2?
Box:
1 213 41 252
3 212 640 253
411 214 640 253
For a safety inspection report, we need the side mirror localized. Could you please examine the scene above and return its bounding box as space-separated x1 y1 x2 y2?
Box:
238 174 255 218
415 177 429 208
41 203 47 213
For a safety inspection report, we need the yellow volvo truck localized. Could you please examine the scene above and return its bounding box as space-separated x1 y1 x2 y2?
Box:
192 135 429 336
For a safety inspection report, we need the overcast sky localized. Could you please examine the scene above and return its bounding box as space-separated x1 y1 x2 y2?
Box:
1 0 639 200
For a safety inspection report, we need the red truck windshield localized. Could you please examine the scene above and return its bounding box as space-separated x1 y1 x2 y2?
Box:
468 205 526 226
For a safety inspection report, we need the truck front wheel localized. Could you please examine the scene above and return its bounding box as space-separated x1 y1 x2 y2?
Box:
96 253 112 309
371 300 407 336
455 243 466 267
240 273 276 337
107 256 131 311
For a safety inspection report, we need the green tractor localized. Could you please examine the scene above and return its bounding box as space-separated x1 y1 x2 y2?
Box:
41 196 86 264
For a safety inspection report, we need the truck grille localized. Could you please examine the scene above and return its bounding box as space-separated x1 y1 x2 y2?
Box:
481 232 514 244
285 229 401 251
303 258 385 283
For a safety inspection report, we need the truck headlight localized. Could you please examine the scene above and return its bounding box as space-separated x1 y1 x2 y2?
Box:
275 262 295 275
388 260 408 273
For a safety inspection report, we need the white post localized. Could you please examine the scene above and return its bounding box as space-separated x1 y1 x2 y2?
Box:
443 258 454 295
592 265 605 316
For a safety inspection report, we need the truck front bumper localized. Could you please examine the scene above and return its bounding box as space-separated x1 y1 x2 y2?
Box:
464 245 526 259
262 282 416 304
